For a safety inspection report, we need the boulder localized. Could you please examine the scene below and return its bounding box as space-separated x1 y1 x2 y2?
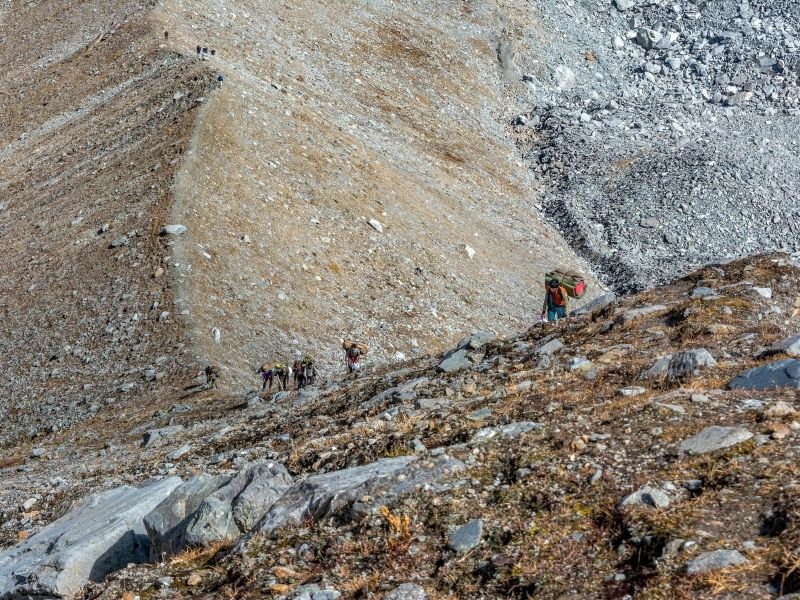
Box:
729 359 800 391
470 422 545 444
572 293 616 317
144 473 232 559
287 583 342 600
643 349 716 380
761 334 800 358
437 349 471 373
251 454 464 535
679 426 753 454
184 461 293 547
536 338 565 356
0 477 181 599
456 331 496 351
686 549 747 574
141 425 184 448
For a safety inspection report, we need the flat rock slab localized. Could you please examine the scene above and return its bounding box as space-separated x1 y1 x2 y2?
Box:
616 304 667 325
536 338 565 356
571 293 616 317
456 331 496 351
0 477 181 598
437 349 471 373
729 359 800 391
252 454 464 535
687 549 748 574
471 422 545 444
449 519 484 552
679 426 753 454
643 349 716 380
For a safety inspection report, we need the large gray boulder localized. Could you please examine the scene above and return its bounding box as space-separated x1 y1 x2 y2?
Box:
252 454 464 535
571 293 616 317
437 349 471 373
0 477 181 599
385 583 427 600
761 334 800 358
144 473 232 560
642 349 717 380
184 461 293 547
679 426 753 454
729 359 800 391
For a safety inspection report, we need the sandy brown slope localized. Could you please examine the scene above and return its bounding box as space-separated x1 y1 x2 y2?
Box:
0 1 218 446
156 0 599 386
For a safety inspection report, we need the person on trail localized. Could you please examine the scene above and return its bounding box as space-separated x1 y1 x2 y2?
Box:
205 362 221 389
345 343 362 374
295 356 317 390
259 363 288 391
542 277 569 323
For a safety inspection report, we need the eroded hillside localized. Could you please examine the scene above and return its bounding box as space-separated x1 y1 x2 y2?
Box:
0 0 218 445
156 0 596 382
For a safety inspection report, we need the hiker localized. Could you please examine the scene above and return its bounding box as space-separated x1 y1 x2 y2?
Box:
205 362 221 389
343 341 366 373
292 358 303 388
541 277 569 323
259 363 288 391
164 31 169 40
196 45 201 54
294 356 316 389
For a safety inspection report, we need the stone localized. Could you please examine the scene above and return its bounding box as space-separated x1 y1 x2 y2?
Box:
286 583 342 600
250 455 464 536
568 357 596 372
691 287 715 299
144 474 232 559
620 485 671 509
470 422 544 444
456 331 496 351
415 398 451 410
437 349 471 373
766 401 797 419
185 461 293 547
368 219 383 233
618 386 646 397
109 235 129 248
0 477 181 598
636 28 663 50
729 359 800 391
762 334 800 358
142 425 185 448
553 65 576 90
536 338 565 355
467 407 492 420
679 426 753 454
643 349 716 380
613 0 634 11
160 224 187 235
686 549 747 574
572 293 616 317
449 519 483 552
752 287 772 299
617 305 667 325
385 583 427 600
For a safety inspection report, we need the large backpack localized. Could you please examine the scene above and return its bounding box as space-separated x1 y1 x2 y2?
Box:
545 270 587 299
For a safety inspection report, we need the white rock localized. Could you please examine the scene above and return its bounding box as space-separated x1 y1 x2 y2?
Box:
464 245 476 259
368 219 384 233
160 224 187 235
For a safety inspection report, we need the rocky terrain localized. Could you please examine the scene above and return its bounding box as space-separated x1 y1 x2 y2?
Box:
0 254 797 599
504 0 800 290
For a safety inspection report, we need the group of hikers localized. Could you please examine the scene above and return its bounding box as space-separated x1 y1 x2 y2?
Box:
203 340 367 392
203 270 586 392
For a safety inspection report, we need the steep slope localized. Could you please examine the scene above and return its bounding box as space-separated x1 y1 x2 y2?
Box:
155 0 597 383
0 254 798 599
0 0 218 445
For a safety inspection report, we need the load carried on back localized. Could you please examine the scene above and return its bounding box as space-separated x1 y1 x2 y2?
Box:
342 340 367 373
545 269 587 299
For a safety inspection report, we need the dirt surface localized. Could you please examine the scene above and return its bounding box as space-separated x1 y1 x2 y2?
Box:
156 0 597 385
